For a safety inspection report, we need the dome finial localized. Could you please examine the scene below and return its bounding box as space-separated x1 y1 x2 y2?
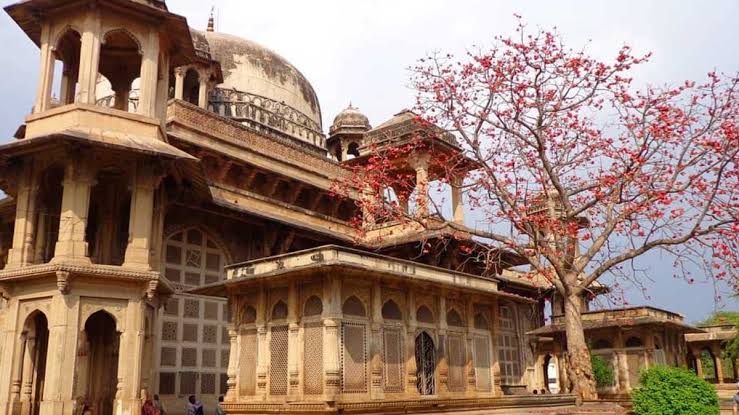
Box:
207 6 215 32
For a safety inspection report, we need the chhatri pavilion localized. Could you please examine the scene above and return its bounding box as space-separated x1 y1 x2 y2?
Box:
0 1 734 414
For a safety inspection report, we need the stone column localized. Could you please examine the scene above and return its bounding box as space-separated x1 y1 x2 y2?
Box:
287 281 300 399
225 328 239 401
20 335 36 408
322 276 342 401
437 295 449 395
451 176 464 225
59 65 78 106
137 29 160 118
123 163 161 270
32 209 47 264
0 299 21 414
370 281 384 399
40 292 80 415
405 290 419 396
464 299 476 395
490 297 502 395
410 152 431 217
711 344 724 383
113 299 145 414
155 50 170 123
6 163 39 268
76 7 102 105
34 23 55 113
52 160 95 265
197 70 210 109
113 88 130 112
692 349 703 378
10 334 26 412
615 331 630 392
173 67 186 100
255 287 268 397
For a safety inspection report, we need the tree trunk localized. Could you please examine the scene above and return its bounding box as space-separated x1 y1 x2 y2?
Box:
563 294 598 403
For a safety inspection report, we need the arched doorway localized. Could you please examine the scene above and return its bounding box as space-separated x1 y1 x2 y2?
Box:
20 312 49 415
415 332 435 395
543 354 560 394
81 311 120 415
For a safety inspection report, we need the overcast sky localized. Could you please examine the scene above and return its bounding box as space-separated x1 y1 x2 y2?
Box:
0 0 737 321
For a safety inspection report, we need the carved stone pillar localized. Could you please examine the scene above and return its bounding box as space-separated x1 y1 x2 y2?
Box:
123 162 161 270
59 65 78 106
197 70 210 109
174 67 186 100
76 7 102 105
692 349 703 378
323 276 341 400
20 335 35 403
370 281 384 399
226 329 239 401
255 287 268 397
52 160 95 265
137 28 160 118
287 281 300 399
113 88 130 112
34 23 55 113
6 162 39 268
451 176 464 224
410 152 430 217
405 290 419 396
464 300 476 394
711 344 724 383
616 331 630 392
437 295 449 395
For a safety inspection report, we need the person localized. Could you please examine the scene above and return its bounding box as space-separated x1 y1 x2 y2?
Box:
142 398 160 415
153 394 166 415
216 395 225 415
186 395 204 415
734 381 739 415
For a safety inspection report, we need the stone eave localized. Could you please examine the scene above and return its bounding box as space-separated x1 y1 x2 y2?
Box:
190 245 506 298
5 0 197 67
527 316 702 336
0 262 174 295
166 100 352 194
685 326 737 343
209 184 357 242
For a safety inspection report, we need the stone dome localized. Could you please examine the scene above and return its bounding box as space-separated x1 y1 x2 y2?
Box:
201 30 322 130
329 104 371 136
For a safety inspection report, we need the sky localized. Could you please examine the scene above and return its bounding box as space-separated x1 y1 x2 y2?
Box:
0 0 737 322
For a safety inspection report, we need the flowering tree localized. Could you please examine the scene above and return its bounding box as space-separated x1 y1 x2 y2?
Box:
338 20 739 400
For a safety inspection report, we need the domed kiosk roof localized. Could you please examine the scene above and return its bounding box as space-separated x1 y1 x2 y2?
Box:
200 30 322 130
329 104 371 136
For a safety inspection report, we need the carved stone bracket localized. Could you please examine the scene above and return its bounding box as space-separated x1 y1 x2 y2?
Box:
146 280 158 300
56 270 71 294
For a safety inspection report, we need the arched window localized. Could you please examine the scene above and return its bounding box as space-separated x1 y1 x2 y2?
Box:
416 305 434 324
342 296 366 317
272 300 288 320
304 296 323 317
474 313 490 330
625 336 643 348
447 309 464 327
241 305 256 324
382 300 402 321
98 29 142 112
346 142 360 159
593 339 613 349
164 227 228 287
52 28 81 106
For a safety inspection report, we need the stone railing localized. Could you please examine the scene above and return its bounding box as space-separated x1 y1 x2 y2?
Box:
208 88 325 149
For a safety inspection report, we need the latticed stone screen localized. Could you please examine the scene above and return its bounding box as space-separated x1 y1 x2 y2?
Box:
497 306 522 385
382 328 404 392
303 323 324 394
341 322 368 393
157 227 230 398
270 325 289 395
239 329 257 395
473 335 492 391
447 334 466 392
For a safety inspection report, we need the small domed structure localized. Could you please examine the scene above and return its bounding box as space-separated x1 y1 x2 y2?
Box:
329 104 371 136
328 104 370 161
